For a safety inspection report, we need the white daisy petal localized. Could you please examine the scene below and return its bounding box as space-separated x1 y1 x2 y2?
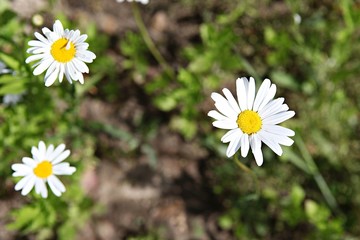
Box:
49 144 66 160
252 79 271 112
70 30 80 42
242 77 249 92
47 32 58 42
258 84 277 111
75 34 88 44
51 150 71 165
211 92 238 119
222 88 241 113
45 64 60 87
240 134 250 157
208 110 227 121
67 61 79 80
28 40 47 47
64 64 73 83
226 133 242 157
25 53 46 63
21 175 36 196
221 128 242 143
33 57 54 75
53 163 76 175
252 146 263 166
76 50 96 63
213 120 238 130
263 104 290 119
263 111 295 125
77 72 85 84
47 177 62 196
39 180 48 198
262 124 295 137
22 157 37 167
58 64 65 83
247 77 255 110
258 131 283 156
53 20 64 36
45 144 55 159
75 43 89 51
275 135 294 146
250 135 263 166
35 32 50 44
258 98 284 119
42 27 51 35
34 178 43 194
12 163 32 175
31 146 41 162
236 77 248 111
27 47 47 54
72 57 89 73
214 103 237 120
15 174 31 191
38 141 46 157
48 175 66 194
13 171 31 177
262 131 294 146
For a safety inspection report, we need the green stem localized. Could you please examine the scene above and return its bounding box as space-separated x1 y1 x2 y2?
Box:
131 2 175 79
234 154 260 194
293 135 338 212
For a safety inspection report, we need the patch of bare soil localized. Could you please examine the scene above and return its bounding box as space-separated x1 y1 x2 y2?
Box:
77 96 226 239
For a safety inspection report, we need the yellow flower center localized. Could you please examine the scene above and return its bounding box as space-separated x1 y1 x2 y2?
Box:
33 161 53 179
237 110 262 134
50 38 76 63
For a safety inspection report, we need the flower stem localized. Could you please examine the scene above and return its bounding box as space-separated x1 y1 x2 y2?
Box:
234 154 260 194
296 135 338 211
131 2 175 79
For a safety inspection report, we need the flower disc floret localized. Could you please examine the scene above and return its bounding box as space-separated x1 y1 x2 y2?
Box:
50 38 76 63
33 161 52 179
237 110 262 134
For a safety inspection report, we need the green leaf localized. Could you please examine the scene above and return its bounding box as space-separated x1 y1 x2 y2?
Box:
0 80 26 95
0 9 16 26
270 71 299 90
0 75 20 84
7 206 41 231
0 52 19 70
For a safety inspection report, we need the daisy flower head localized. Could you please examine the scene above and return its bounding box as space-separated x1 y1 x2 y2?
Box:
12 141 76 198
25 20 96 87
208 77 295 166
116 0 149 4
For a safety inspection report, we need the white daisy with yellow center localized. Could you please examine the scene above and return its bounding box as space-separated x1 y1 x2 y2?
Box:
12 141 76 198
25 20 96 87
208 77 295 166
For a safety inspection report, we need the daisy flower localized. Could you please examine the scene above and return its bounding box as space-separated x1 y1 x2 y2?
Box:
208 77 295 166
12 141 76 198
25 20 96 87
116 0 149 4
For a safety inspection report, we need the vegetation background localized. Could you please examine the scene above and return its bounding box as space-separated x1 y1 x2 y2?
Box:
0 0 359 239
